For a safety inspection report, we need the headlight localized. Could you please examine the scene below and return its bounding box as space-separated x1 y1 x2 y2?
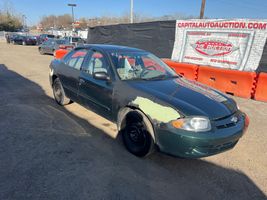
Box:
171 117 211 132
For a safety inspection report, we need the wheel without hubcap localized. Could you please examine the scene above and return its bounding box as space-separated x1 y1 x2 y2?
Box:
39 48 44 55
122 113 154 157
52 78 71 106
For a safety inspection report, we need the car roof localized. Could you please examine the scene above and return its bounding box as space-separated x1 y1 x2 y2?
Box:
80 44 147 53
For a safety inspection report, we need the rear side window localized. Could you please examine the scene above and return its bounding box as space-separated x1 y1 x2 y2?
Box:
65 49 87 70
47 35 55 38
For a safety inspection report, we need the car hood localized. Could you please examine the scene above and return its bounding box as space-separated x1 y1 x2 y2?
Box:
126 77 237 120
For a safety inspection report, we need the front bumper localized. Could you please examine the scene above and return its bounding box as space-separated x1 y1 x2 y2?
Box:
156 111 248 158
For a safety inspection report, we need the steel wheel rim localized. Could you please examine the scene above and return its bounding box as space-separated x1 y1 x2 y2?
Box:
127 123 146 147
54 82 63 103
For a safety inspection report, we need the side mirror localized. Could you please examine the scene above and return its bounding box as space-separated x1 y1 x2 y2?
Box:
93 71 111 81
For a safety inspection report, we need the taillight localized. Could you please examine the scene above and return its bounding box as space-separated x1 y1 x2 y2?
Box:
59 45 74 50
59 45 66 49
67 45 74 50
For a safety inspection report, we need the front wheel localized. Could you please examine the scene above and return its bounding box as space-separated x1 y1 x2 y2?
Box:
52 78 71 106
122 113 154 157
39 47 44 55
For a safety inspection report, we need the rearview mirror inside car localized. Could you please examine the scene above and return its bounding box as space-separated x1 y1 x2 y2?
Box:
93 71 110 81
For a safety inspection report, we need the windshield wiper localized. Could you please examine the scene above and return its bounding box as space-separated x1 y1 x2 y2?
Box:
126 74 180 81
143 74 168 80
170 75 181 78
144 74 181 80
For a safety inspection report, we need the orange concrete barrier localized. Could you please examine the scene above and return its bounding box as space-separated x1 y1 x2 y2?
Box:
162 59 198 80
54 49 69 59
197 66 257 98
254 73 267 102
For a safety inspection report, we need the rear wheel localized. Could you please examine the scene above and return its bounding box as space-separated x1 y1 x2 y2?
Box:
52 78 71 106
122 112 154 157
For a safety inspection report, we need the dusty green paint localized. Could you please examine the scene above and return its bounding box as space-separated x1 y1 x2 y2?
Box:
132 97 180 123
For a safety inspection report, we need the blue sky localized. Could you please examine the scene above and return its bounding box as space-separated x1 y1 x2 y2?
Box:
1 0 267 25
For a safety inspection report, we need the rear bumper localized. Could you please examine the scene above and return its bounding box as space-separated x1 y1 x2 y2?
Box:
155 112 248 158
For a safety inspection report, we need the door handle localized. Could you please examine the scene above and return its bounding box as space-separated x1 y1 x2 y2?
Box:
79 78 85 85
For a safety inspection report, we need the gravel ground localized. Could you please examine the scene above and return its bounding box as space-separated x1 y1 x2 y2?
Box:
0 42 266 200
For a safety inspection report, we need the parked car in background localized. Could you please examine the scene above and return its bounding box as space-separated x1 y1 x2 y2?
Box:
37 34 55 44
39 39 74 55
8 33 19 44
5 33 11 43
49 44 249 158
63 36 84 46
12 35 37 45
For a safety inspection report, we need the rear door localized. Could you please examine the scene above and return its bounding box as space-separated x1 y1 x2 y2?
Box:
48 40 56 54
43 40 52 53
78 49 114 119
57 49 88 101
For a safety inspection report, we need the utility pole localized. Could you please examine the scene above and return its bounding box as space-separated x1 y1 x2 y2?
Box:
199 0 206 19
130 0 134 23
22 15 27 30
68 3 77 30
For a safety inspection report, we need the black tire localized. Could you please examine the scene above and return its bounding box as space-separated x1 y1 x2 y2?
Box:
39 47 44 55
52 78 71 106
122 112 154 157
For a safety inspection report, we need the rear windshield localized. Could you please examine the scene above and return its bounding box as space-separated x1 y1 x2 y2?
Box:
47 35 55 38
72 37 82 42
56 40 66 44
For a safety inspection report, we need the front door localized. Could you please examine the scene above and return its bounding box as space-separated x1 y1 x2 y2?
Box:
78 50 113 119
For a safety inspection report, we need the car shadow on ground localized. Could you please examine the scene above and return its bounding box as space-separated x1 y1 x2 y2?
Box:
0 64 266 200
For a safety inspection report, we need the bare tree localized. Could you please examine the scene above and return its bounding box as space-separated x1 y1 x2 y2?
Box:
0 0 23 31
57 14 72 29
38 12 198 31
39 14 72 30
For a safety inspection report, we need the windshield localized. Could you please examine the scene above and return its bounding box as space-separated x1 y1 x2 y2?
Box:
109 51 178 80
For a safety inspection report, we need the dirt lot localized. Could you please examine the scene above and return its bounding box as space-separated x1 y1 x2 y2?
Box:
0 42 266 200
